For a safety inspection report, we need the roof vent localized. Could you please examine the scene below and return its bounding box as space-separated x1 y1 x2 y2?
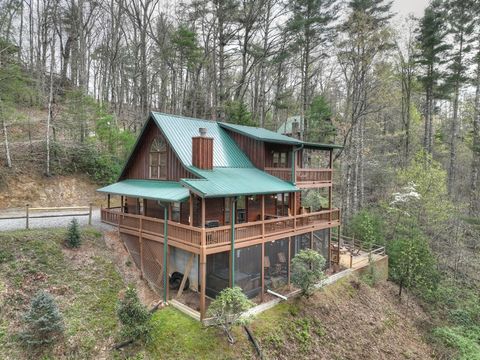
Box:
199 127 207 137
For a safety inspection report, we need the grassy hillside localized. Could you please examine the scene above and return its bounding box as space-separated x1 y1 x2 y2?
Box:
0 227 440 360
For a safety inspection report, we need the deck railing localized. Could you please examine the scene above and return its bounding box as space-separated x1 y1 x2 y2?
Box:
101 207 340 249
264 167 332 185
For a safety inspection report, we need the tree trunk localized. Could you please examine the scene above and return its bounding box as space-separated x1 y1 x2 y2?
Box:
46 35 55 177
2 116 12 168
448 32 464 196
471 42 480 214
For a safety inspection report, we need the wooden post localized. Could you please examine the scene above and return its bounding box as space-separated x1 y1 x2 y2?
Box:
200 250 206 321
201 197 205 228
189 194 193 225
25 204 29 229
177 253 195 298
287 236 291 286
261 243 265 302
261 195 265 238
121 196 124 213
163 205 169 303
139 218 144 279
88 203 93 225
107 194 111 209
293 192 297 231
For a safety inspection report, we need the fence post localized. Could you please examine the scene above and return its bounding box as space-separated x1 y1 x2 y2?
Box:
26 204 29 229
88 203 93 225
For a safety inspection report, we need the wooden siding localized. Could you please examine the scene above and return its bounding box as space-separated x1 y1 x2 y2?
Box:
226 130 265 169
122 119 194 181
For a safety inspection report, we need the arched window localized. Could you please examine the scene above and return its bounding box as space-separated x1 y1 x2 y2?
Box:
149 137 167 179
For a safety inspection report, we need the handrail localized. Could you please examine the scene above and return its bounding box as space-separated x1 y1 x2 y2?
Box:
110 208 340 248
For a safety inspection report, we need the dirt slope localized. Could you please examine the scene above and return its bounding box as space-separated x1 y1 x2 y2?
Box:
248 278 435 360
0 171 103 209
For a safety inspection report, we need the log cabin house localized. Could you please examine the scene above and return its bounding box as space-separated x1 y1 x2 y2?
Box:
98 112 343 320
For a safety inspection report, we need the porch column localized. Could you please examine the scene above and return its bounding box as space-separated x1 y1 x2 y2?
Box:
189 194 194 225
200 197 206 320
230 198 236 287
163 205 169 303
261 243 265 302
121 196 124 213
107 194 110 209
287 236 291 286
261 195 265 237
200 248 206 321
328 149 333 209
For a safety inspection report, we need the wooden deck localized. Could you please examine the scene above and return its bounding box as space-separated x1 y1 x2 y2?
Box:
264 167 332 188
101 207 340 254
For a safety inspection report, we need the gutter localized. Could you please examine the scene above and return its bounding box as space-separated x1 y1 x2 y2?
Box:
292 144 304 185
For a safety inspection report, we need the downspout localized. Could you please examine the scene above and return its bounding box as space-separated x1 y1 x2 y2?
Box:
163 204 168 303
231 197 237 287
292 144 304 185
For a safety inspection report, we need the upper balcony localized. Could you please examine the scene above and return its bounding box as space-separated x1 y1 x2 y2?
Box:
264 167 332 188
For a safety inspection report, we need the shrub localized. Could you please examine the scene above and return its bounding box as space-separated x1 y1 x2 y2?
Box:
348 209 385 250
21 290 64 347
207 286 254 343
362 254 381 287
65 218 81 248
291 249 326 297
117 286 151 341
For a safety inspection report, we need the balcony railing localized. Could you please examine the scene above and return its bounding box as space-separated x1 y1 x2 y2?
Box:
101 207 340 251
264 167 332 186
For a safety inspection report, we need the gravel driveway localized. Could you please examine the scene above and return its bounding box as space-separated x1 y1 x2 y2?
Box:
0 208 113 232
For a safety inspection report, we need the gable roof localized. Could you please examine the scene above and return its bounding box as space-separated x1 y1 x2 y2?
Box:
151 113 252 168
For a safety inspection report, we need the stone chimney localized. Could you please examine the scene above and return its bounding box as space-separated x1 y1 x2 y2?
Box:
192 128 213 169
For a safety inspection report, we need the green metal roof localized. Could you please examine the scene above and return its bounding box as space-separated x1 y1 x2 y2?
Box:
151 112 252 168
181 167 299 198
220 122 343 149
220 122 302 145
276 115 304 135
97 179 190 202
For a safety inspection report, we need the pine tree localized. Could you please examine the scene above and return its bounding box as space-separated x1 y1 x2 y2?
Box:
416 0 450 155
285 0 339 139
117 286 150 341
21 290 64 347
66 218 81 248
445 0 476 195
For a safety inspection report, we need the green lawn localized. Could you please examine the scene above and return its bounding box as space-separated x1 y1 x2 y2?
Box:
0 228 251 360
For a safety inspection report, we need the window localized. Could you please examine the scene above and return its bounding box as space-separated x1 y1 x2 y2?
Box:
149 138 167 179
272 152 288 168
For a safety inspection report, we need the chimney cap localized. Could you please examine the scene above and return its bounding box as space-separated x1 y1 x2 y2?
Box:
199 127 207 137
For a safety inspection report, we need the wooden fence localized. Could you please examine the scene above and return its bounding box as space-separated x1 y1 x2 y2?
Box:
0 204 94 229
332 234 386 269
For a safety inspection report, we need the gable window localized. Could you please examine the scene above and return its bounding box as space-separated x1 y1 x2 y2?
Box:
149 137 167 179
